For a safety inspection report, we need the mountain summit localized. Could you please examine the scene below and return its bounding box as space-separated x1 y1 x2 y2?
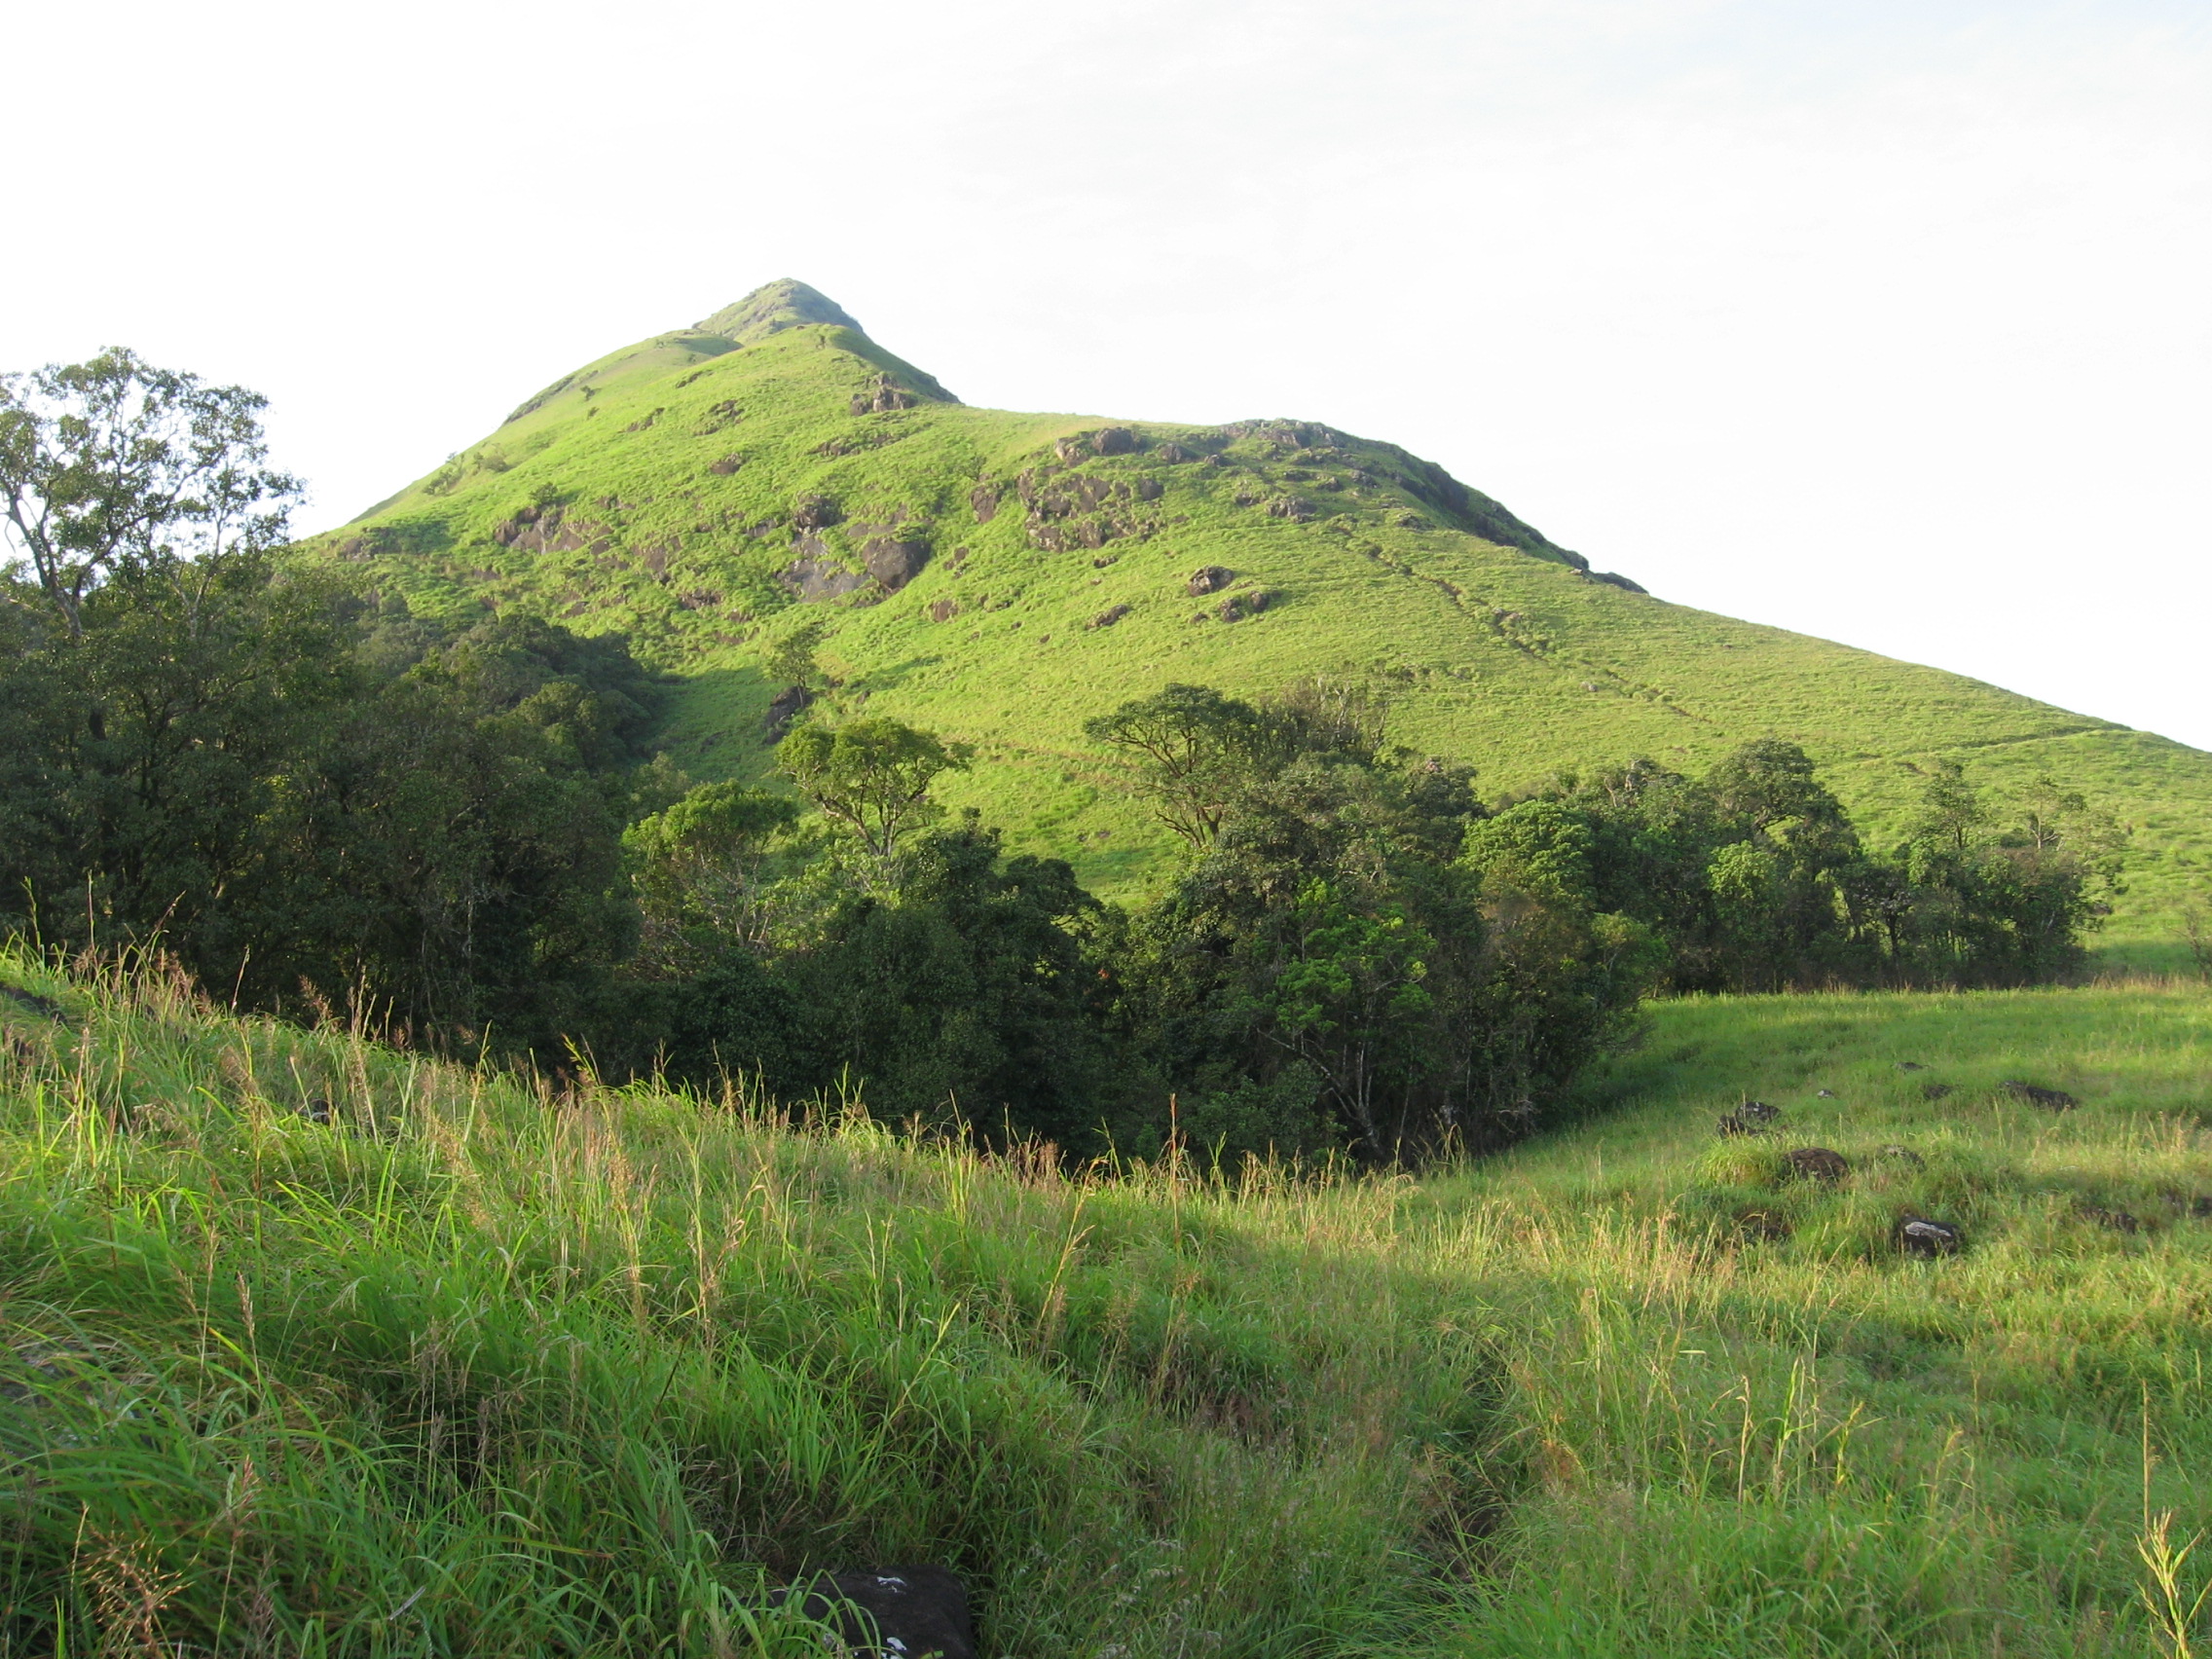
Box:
694 278 865 346
312 280 2212 959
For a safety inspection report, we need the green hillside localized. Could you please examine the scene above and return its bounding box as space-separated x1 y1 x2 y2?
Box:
7 952 2210 1656
308 280 2212 962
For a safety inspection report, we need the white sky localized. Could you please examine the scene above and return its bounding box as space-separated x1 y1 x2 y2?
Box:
8 0 2207 747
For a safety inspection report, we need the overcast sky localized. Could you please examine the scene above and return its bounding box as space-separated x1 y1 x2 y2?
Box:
8 0 2206 747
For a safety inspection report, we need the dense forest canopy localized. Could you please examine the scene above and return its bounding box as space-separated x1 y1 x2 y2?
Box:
0 351 2129 1162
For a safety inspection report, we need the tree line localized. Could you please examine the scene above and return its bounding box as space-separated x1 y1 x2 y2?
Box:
0 350 2127 1163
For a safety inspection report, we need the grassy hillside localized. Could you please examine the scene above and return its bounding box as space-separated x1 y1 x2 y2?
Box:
7 951 2211 1656
304 280 2212 965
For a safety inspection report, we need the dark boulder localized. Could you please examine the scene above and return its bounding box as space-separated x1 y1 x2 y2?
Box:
792 494 842 531
764 685 815 738
1716 1112 1757 1137
1089 604 1131 629
1920 1082 1954 1101
1737 1100 1780 1124
1187 565 1233 596
1897 1215 1961 1257
0 983 66 1023
1735 1206 1791 1243
772 1567 976 1659
2002 1080 2078 1112
1783 1147 1851 1184
1895 1061 1927 1073
1091 426 1140 456
862 537 931 592
1879 1145 1925 1167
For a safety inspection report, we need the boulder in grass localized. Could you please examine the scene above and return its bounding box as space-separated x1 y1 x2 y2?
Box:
1895 1061 1928 1072
1920 1082 1954 1102
1783 1147 1850 1184
1737 1100 1780 1124
1880 1145 1925 1167
1897 1215 1961 1258
772 1567 976 1659
2002 1080 2079 1112
1716 1112 1757 1137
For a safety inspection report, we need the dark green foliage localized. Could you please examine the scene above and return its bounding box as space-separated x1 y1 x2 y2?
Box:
786 818 1113 1144
0 554 650 1051
1473 742 2126 992
1103 685 1652 1162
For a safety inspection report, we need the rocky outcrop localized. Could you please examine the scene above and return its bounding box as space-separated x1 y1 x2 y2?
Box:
850 374 920 416
792 495 841 530
1089 604 1131 629
862 536 930 592
1187 566 1233 596
1013 463 1164 552
489 503 611 556
763 684 815 737
779 549 868 602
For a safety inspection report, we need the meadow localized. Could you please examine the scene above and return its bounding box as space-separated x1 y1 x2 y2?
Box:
5 943 2210 1657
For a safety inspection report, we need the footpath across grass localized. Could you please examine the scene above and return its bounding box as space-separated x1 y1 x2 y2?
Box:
3 951 2210 1657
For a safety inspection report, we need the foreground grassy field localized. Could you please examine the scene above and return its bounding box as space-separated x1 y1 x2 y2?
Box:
3 951 2209 1655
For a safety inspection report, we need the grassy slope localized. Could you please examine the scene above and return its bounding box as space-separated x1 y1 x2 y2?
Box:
8 958 2212 1656
304 283 2212 963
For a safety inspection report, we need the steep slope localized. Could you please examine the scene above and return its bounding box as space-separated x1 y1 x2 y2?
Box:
307 280 2212 960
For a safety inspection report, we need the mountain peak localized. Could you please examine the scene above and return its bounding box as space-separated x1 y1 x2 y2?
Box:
695 279 864 346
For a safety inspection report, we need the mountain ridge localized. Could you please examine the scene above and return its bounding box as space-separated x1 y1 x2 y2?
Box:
305 281 2212 964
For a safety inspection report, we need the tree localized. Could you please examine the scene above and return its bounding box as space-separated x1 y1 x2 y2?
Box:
1084 683 1268 849
778 717 969 875
763 618 828 691
624 782 802 971
0 349 298 638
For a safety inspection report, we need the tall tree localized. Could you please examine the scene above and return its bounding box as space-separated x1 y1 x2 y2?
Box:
0 349 298 638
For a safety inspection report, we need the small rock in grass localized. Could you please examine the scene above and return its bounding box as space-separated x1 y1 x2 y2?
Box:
1737 1100 1780 1124
1815 1088 1836 1098
1920 1082 1954 1101
1897 1215 1961 1257
2002 1080 2078 1112
1783 1147 1851 1184
1880 1145 1925 1167
0 982 68 1023
1895 1061 1928 1073
1735 1207 1791 1243
770 1566 976 1659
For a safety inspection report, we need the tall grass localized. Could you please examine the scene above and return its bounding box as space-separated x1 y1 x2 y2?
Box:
5 955 2211 1655
0 947 1491 1656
